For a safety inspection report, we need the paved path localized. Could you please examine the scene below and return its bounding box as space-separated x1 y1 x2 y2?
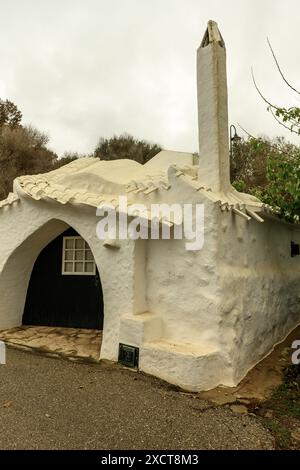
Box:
0 348 274 450
0 326 101 361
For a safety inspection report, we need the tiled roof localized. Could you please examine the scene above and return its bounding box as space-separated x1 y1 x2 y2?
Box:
1 154 295 227
0 193 20 210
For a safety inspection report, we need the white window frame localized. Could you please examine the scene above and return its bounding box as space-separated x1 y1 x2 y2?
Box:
62 236 96 276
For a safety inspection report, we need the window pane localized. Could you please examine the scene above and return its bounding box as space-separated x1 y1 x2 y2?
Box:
63 237 95 275
86 250 94 261
75 250 84 261
75 262 84 273
75 238 84 249
85 262 95 273
64 262 73 273
65 239 74 249
65 250 74 261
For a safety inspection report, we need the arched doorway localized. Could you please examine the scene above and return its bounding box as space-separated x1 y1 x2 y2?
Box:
22 228 104 329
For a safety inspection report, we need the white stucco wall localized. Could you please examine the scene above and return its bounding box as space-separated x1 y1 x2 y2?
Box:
1 190 300 392
136 196 300 390
146 202 220 345
0 196 145 361
138 200 236 390
217 212 300 385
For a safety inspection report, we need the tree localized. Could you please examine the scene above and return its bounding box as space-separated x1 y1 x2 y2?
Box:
0 99 22 128
0 125 58 200
263 147 300 223
52 152 83 169
94 133 162 164
230 136 269 190
233 39 300 223
231 136 300 223
0 99 80 200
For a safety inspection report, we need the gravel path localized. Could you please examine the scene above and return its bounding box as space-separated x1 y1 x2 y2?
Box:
0 348 274 450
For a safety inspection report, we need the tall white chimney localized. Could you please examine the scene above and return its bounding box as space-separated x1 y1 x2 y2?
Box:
197 20 230 192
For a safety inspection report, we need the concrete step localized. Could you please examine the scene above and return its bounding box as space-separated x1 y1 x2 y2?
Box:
140 339 223 392
119 311 163 347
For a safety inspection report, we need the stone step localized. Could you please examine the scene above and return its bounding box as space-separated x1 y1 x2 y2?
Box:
139 339 223 392
119 312 163 347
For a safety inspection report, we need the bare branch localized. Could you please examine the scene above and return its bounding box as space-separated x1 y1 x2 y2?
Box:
252 68 300 132
267 38 300 95
251 68 282 112
237 123 256 139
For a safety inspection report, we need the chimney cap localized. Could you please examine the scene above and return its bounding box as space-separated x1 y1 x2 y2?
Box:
200 20 225 48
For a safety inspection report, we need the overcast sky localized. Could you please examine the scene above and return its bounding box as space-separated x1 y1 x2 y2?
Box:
0 0 299 156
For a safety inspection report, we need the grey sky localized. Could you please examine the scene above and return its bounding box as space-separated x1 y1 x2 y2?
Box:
0 0 299 156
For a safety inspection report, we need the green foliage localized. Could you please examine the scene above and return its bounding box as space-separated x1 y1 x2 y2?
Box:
271 106 300 135
267 365 300 421
259 365 300 449
94 133 162 164
231 136 300 223
263 150 300 223
232 180 247 193
262 418 291 449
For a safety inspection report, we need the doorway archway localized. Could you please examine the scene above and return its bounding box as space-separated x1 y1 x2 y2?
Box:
22 228 104 329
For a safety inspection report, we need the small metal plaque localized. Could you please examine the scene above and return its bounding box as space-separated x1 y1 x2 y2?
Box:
118 343 139 368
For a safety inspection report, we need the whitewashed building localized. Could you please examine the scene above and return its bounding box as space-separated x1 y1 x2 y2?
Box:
0 21 299 391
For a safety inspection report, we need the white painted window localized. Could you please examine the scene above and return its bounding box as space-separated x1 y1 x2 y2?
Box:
62 237 96 275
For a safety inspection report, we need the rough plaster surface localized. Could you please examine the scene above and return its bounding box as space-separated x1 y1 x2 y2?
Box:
0 20 299 391
0 199 138 362
218 212 300 385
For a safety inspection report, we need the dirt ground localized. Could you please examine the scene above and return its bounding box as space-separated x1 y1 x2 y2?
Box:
199 325 300 403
